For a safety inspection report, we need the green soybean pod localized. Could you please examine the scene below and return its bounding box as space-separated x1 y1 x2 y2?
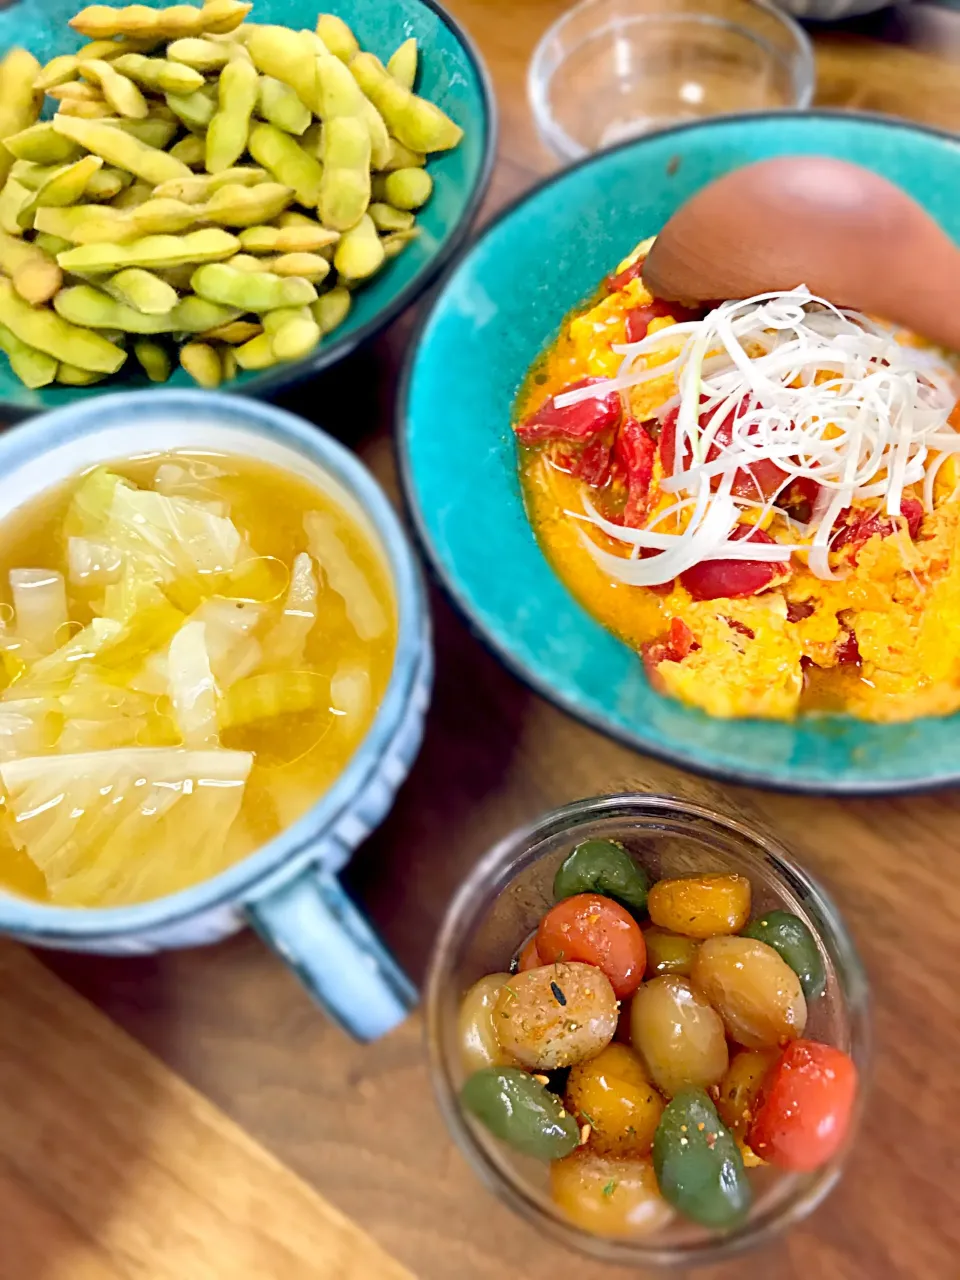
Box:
258 75 311 136
312 285 350 336
180 341 223 388
134 338 172 382
374 167 433 211
652 1089 750 1229
319 115 371 232
386 38 417 92
333 213 383 281
741 910 826 1000
0 321 59 388
248 122 323 208
206 57 260 173
460 1068 581 1161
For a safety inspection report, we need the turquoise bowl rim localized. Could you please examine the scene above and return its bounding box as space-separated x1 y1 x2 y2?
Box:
0 0 498 420
0 389 429 937
398 109 960 798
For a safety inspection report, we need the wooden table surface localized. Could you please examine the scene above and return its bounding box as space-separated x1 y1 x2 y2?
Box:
6 5 960 1279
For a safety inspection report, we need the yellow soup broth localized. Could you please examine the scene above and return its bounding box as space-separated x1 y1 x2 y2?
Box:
0 451 396 906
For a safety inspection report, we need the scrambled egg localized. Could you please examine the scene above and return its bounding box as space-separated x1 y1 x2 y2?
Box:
518 250 960 722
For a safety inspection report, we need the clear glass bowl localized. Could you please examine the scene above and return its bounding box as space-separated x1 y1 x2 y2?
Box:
529 0 816 162
425 794 870 1268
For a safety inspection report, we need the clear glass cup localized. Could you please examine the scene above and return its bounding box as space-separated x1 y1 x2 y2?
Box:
529 0 816 162
425 794 870 1268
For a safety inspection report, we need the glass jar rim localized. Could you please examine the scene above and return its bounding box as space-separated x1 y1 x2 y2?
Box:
425 792 871 1267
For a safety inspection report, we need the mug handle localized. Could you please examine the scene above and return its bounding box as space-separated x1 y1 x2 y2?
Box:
246 867 417 1041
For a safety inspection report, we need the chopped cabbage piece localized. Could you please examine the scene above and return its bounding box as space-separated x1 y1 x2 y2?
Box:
105 483 243 585
0 747 252 906
6 617 123 697
219 670 325 730
134 598 263 694
67 537 123 587
0 698 60 761
167 620 219 747
305 511 388 642
10 569 68 654
64 467 126 540
330 664 372 725
262 551 317 666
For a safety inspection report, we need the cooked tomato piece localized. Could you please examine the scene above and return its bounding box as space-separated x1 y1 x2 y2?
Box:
573 431 616 487
833 497 924 551
834 629 861 665
786 601 815 623
537 893 647 1000
749 1040 858 1172
625 299 702 343
516 378 622 445
641 619 698 686
660 401 822 511
679 526 788 602
604 257 647 293
614 417 656 525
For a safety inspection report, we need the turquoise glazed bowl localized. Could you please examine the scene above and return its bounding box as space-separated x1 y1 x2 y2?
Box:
0 0 495 417
401 112 960 795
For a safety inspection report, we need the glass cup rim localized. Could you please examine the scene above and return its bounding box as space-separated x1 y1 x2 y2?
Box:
527 0 817 163
425 792 871 1268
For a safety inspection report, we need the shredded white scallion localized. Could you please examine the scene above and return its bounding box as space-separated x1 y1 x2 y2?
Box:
570 287 958 584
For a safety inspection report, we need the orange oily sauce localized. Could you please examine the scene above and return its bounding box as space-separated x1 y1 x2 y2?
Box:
0 452 396 904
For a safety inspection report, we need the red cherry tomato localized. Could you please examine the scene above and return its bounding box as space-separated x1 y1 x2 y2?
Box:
679 526 788 602
516 378 622 446
625 299 702 343
833 497 924 552
749 1039 858 1172
536 894 646 1000
641 618 700 689
517 935 543 972
605 257 646 293
614 417 657 525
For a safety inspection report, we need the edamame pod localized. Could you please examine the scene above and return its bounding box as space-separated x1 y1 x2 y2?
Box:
312 285 350 335
0 229 62 305
368 202 414 233
0 278 125 372
206 57 259 173
165 87 217 132
333 213 383 281
350 52 462 153
17 155 104 229
373 167 432 210
153 167 268 203
169 134 206 168
238 222 338 253
191 261 317 311
261 251 329 282
112 53 206 96
319 116 371 231
52 113 191 184
78 60 149 119
3 122 82 165
55 284 176 334
0 322 59 388
262 304 321 360
166 38 232 72
69 2 252 42
56 363 106 386
202 181 293 227
200 318 262 343
380 138 426 171
180 341 222 388
258 76 311 136
248 122 323 207
245 26 318 113
0 48 43 185
58 228 240 272
387 38 418 92
315 14 359 63
133 338 172 382
0 179 31 235
103 267 179 316
37 198 201 244
381 226 419 259
233 331 277 370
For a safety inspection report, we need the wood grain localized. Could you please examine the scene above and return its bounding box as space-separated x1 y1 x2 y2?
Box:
27 5 960 1280
0 942 413 1280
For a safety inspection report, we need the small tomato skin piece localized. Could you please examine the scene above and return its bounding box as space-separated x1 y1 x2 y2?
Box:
748 1039 858 1172
624 299 701 343
537 893 647 1000
516 377 622 445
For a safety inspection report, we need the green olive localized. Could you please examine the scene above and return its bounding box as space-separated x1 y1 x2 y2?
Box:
553 839 649 916
741 909 826 999
460 1067 581 1160
652 1089 751 1229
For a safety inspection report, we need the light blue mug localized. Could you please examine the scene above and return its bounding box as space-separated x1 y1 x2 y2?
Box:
0 390 432 1041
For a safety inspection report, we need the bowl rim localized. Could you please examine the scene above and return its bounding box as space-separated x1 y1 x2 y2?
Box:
0 389 429 936
0 0 499 421
527 0 816 163
396 108 960 798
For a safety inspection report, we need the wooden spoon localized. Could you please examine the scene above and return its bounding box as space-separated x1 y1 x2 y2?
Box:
641 156 960 351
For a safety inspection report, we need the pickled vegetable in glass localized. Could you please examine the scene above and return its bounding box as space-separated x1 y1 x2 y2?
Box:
0 451 396 906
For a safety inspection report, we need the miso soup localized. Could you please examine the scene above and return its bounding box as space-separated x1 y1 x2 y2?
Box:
0 451 397 907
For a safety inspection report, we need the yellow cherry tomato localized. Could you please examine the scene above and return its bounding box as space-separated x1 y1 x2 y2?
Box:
550 1150 674 1238
692 936 807 1049
716 1047 780 1140
565 1043 664 1157
647 873 751 938
458 973 521 1074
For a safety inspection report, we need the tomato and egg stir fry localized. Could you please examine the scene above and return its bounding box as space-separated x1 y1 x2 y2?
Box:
458 840 857 1239
514 239 960 720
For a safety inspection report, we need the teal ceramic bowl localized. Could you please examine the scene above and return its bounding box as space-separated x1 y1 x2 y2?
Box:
0 0 495 417
400 112 960 795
